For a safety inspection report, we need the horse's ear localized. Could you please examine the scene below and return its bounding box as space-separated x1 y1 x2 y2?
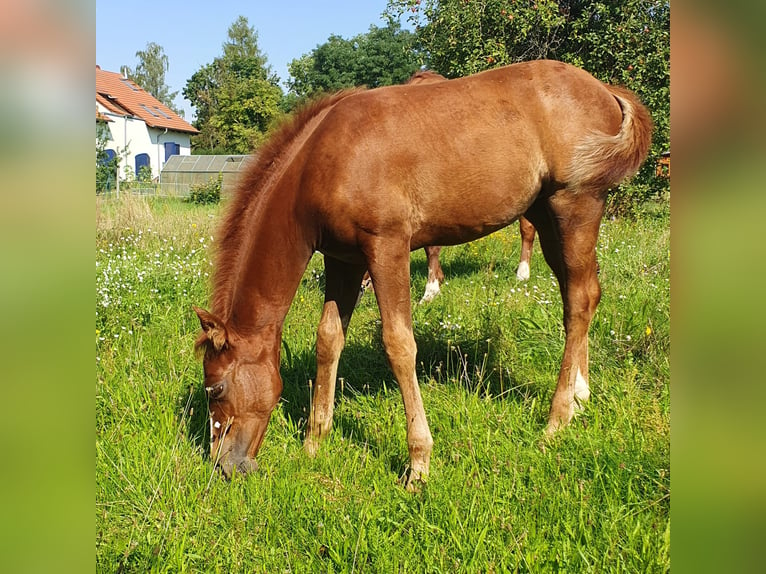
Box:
193 306 228 351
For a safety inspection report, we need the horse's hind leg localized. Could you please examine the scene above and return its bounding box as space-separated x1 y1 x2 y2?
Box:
305 256 367 456
516 216 536 281
366 239 433 489
419 246 444 304
525 192 604 435
360 271 373 294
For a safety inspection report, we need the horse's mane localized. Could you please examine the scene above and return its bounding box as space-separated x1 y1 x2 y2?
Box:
208 89 363 324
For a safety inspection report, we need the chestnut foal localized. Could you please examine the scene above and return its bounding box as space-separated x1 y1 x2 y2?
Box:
194 61 652 488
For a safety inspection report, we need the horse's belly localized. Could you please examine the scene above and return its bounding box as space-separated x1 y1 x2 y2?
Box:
411 220 513 250
411 183 537 248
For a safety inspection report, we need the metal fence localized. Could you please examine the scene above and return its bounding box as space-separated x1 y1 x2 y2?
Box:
97 154 250 198
96 183 188 199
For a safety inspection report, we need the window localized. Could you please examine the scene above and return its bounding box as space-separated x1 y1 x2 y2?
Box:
120 78 139 91
140 104 161 117
153 106 172 119
164 142 180 162
135 153 151 178
101 149 116 164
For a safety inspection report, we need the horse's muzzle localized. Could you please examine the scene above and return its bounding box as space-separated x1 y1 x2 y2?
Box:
218 456 258 479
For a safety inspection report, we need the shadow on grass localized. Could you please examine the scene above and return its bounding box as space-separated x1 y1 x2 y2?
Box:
408 251 490 289
277 324 549 434
184 381 213 456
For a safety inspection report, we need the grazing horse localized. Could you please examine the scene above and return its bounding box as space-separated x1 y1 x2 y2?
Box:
193 60 652 488
361 70 539 303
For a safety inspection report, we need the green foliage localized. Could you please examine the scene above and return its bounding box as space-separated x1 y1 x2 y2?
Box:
113 161 158 194
287 23 420 104
121 41 182 116
97 198 669 571
564 0 670 203
184 16 284 154
185 174 222 205
137 165 153 183
120 164 135 188
96 122 118 193
387 0 568 75
606 179 669 219
386 0 670 211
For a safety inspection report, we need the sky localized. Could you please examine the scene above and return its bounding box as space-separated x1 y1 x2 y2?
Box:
96 1 395 121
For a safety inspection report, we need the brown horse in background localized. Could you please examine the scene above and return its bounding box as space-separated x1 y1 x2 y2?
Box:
361 70 539 304
194 60 652 488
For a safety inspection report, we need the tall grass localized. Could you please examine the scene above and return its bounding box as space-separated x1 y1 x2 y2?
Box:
96 194 669 572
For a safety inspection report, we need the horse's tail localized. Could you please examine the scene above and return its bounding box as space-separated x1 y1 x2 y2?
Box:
566 85 653 193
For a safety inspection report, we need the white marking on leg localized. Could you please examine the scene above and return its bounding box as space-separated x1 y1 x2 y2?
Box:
419 278 441 304
516 260 530 281
214 420 221 429
574 368 590 409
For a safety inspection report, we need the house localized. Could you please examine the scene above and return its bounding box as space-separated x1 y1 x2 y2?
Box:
96 65 198 182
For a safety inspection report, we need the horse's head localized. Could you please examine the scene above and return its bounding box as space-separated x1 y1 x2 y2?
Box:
193 307 283 478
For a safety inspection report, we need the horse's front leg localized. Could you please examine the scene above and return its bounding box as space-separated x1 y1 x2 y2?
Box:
304 256 367 456
367 240 433 490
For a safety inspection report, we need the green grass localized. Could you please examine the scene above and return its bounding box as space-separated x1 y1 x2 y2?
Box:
96 195 669 572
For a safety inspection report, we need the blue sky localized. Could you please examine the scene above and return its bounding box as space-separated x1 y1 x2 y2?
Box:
96 1 394 120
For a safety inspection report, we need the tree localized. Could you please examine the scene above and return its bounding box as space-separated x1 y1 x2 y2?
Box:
387 0 568 76
96 122 119 192
286 23 420 103
184 16 283 154
386 0 669 203
121 42 182 116
562 0 670 189
222 15 273 77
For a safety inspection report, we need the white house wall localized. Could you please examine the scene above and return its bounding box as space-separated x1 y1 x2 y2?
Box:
98 102 192 180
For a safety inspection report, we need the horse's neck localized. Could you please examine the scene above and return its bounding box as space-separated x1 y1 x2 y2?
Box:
225 201 313 336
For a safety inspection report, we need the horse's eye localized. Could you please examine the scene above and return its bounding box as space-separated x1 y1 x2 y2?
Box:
205 382 226 399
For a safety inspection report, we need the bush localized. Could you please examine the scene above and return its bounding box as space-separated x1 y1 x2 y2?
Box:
96 124 119 193
186 174 222 205
606 171 670 220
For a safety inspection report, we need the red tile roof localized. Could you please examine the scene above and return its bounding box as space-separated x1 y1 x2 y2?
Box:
96 92 129 116
96 66 198 134
96 107 112 122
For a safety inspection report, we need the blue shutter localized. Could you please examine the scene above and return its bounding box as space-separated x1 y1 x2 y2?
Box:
99 149 116 165
164 142 180 162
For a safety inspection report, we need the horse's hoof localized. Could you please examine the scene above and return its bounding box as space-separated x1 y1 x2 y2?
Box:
399 466 428 493
304 437 321 458
419 279 441 304
516 261 530 281
544 420 561 438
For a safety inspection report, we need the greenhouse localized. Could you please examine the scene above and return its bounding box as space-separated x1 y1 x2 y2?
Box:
159 154 249 197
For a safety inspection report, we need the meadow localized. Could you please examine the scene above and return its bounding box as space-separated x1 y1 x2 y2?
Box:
96 193 669 572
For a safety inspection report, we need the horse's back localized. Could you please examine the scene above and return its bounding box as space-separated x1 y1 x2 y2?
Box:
299 60 634 248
